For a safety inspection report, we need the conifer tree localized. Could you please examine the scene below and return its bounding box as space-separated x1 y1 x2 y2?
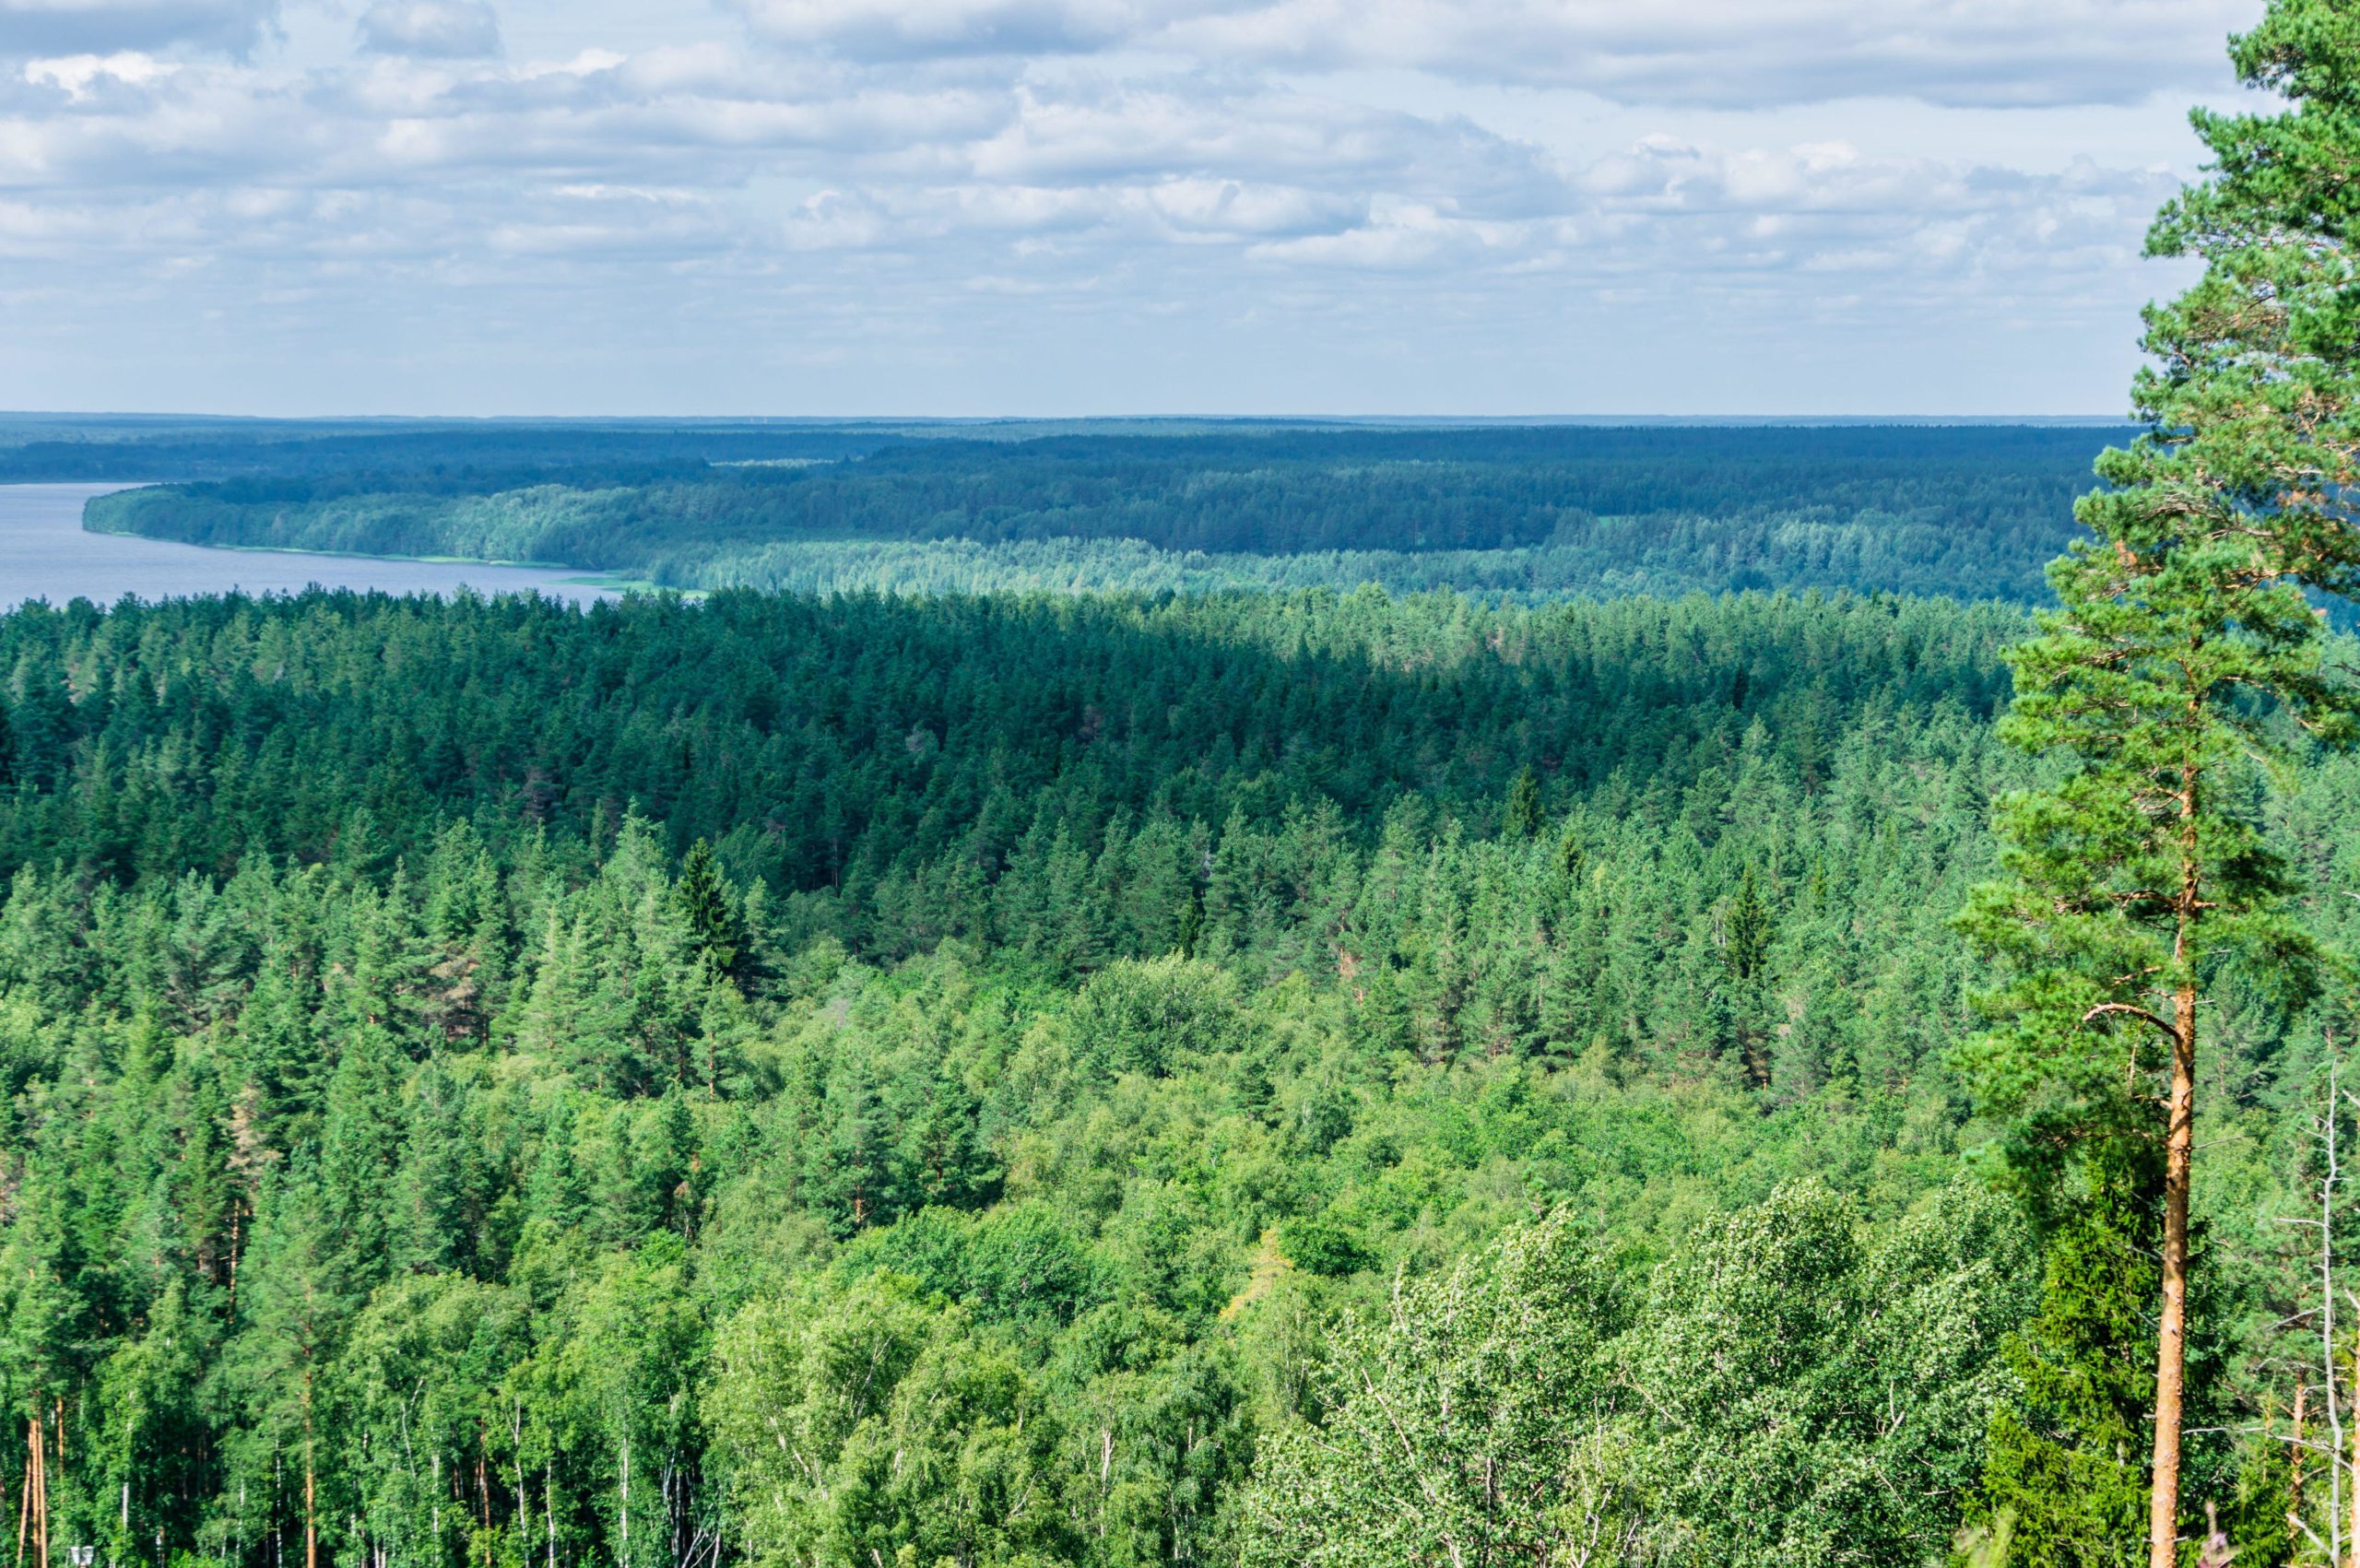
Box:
1725 866 1770 985
672 839 742 976
228 1163 355 1568
1723 866 1774 1086
318 1025 405 1290
1503 765 1542 841
909 1069 996 1210
1974 1174 2157 1567
1964 6 2360 1557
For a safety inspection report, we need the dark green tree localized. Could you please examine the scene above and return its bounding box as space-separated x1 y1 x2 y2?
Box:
674 838 744 975
1972 1177 2156 1568
1503 766 1543 841
226 1163 356 1568
909 1068 997 1211
1718 866 1774 1086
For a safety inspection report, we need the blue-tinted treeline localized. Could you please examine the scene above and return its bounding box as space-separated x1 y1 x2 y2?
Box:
84 423 2121 601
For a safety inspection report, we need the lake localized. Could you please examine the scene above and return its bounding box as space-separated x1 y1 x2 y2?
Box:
0 483 620 611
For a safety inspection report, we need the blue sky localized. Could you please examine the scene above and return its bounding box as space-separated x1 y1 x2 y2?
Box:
0 0 2257 415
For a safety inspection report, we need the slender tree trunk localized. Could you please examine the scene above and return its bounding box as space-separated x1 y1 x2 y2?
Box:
2295 1375 2311 1540
2150 990 2193 1568
15 1422 30 1568
2151 768 2201 1568
303 1368 319 1568
227 1201 242 1309
33 1414 47 1568
2348 1336 2360 1568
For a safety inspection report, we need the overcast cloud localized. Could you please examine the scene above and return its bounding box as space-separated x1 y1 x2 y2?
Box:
0 0 2256 413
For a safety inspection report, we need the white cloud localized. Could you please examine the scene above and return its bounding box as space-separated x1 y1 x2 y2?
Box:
357 1 502 59
0 0 2242 412
21 49 176 96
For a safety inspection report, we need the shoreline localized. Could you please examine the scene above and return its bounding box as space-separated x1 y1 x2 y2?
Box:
80 519 651 594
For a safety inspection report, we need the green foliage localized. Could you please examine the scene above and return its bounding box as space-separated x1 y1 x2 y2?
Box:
1617 1183 2037 1567
1957 6 2360 1554
1 578 2355 1566
1240 1210 1630 1567
1975 1194 2156 1568
1724 865 1769 983
1502 766 1542 841
675 838 745 975
1245 1184 2036 1568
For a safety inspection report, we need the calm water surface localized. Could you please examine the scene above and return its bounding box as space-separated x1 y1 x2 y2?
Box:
0 483 618 611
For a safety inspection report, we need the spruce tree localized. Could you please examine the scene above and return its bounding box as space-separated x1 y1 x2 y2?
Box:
1725 866 1770 985
672 838 743 975
1964 6 2360 1558
1973 1170 2158 1567
1724 865 1774 1086
1503 765 1542 841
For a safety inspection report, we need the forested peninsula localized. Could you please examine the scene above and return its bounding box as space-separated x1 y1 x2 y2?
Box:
77 423 2116 603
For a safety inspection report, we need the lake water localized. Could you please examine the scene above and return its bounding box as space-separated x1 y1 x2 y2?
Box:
0 483 619 611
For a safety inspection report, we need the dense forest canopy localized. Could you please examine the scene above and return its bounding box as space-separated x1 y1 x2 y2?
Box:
1 584 2355 1566
74 422 2124 602
19 0 2360 1553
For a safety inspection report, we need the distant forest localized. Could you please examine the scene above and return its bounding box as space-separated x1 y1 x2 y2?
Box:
66 422 2124 601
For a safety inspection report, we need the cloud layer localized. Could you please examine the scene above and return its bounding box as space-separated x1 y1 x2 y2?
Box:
1 0 277 54
0 0 2252 412
733 0 2250 108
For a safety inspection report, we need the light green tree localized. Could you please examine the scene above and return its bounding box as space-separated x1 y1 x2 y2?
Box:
1237 1210 1638 1568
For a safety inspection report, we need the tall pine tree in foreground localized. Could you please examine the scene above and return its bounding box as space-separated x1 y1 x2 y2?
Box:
1964 4 2360 1561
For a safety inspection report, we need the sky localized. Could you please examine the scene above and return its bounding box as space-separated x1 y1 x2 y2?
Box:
0 0 2264 416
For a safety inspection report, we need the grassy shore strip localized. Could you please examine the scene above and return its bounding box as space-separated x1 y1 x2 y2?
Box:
83 510 647 592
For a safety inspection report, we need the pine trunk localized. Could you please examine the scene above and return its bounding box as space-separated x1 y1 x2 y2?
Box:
2148 971 2197 1567
15 1421 30 1568
304 1368 319 1568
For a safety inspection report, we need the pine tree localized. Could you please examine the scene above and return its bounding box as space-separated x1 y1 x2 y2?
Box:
1174 889 1204 960
319 1024 406 1291
643 1089 699 1239
1721 866 1774 1087
820 1057 902 1238
1555 823 1584 884
1964 7 2360 1555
